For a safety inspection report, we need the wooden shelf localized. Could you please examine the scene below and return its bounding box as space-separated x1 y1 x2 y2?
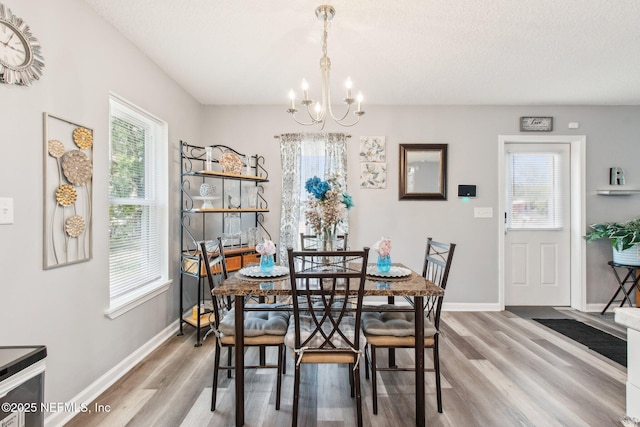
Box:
182 245 258 275
189 170 269 182
596 189 640 195
223 245 258 255
182 312 215 327
185 208 269 213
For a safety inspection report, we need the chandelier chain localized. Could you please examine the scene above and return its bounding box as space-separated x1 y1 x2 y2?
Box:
322 13 329 59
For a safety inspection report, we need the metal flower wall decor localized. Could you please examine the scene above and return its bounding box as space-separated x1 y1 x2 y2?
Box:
43 113 93 268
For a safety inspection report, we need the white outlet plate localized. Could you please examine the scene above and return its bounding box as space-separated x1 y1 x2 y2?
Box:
0 198 14 224
474 207 493 218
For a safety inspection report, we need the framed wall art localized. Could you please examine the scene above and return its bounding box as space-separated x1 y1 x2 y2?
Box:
359 136 386 162
43 113 93 269
359 136 386 188
520 116 553 132
360 162 387 189
399 144 447 200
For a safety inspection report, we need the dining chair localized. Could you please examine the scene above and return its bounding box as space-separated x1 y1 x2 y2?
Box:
200 238 289 412
299 232 349 250
285 246 370 427
362 238 455 414
299 232 349 273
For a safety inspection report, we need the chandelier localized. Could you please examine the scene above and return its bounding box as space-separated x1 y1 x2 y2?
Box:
287 5 364 130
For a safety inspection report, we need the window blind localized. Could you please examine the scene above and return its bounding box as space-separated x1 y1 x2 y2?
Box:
506 151 563 229
109 97 164 298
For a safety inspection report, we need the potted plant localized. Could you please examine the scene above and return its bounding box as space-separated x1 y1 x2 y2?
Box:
585 218 640 266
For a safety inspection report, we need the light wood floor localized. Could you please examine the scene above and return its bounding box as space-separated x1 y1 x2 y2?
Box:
66 310 627 426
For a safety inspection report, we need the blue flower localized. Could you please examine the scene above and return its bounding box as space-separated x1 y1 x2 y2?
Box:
305 176 320 193
305 176 330 200
342 193 354 209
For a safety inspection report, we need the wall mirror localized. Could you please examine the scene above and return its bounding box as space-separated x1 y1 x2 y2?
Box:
399 144 447 200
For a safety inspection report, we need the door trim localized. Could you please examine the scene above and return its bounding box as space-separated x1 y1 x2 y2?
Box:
498 135 586 311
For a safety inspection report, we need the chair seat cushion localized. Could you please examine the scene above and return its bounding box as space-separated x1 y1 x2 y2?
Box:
285 315 366 353
361 304 437 337
219 304 289 337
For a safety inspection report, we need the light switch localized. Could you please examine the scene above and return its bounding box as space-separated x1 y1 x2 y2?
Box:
474 207 493 218
0 198 14 224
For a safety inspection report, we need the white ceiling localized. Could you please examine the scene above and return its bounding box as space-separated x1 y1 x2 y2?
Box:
83 0 640 106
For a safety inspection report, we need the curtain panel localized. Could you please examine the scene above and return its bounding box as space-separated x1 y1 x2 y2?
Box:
278 133 348 264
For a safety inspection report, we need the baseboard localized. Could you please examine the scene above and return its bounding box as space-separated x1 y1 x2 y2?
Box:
442 302 503 311
585 303 616 313
45 320 179 427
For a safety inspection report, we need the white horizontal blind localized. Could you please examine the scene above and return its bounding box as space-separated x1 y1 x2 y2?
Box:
109 96 164 298
506 150 563 229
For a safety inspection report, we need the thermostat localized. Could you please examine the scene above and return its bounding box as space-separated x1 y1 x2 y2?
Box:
458 185 477 198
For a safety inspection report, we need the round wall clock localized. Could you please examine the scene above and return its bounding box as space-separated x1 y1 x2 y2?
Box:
0 3 44 86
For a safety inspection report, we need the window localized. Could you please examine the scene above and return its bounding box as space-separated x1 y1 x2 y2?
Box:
506 149 564 229
298 139 327 234
277 133 348 260
107 94 169 318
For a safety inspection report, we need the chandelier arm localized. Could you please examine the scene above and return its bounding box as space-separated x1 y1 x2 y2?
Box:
303 103 323 124
290 111 321 127
296 107 360 128
327 101 353 123
323 61 358 124
329 114 363 127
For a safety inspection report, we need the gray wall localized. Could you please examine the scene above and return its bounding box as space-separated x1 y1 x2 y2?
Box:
1 0 639 417
201 105 640 306
0 0 201 408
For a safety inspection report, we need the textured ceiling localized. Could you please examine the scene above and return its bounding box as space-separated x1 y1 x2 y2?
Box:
83 0 640 106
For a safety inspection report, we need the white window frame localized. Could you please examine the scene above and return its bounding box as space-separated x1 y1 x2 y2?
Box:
106 93 171 319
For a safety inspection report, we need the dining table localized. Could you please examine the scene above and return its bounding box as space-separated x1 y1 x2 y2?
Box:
212 262 444 427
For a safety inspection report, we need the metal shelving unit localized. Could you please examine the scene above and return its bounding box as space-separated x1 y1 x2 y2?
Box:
178 141 271 346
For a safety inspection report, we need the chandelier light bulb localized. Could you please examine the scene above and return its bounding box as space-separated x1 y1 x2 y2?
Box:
314 101 322 119
357 91 363 112
288 89 296 109
301 79 309 100
345 76 353 99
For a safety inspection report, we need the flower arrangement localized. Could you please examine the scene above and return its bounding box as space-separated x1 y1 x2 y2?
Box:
373 237 392 272
373 237 392 257
304 174 353 246
256 239 276 273
255 239 276 255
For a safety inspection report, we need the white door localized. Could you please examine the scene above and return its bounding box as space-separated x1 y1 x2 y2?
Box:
504 143 571 306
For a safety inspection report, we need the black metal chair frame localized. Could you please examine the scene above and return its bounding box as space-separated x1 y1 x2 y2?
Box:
286 246 370 427
300 232 349 250
363 238 455 414
200 238 286 412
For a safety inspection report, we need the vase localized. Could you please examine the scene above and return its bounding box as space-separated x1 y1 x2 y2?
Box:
377 254 392 273
205 147 213 171
260 253 275 274
320 230 337 251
